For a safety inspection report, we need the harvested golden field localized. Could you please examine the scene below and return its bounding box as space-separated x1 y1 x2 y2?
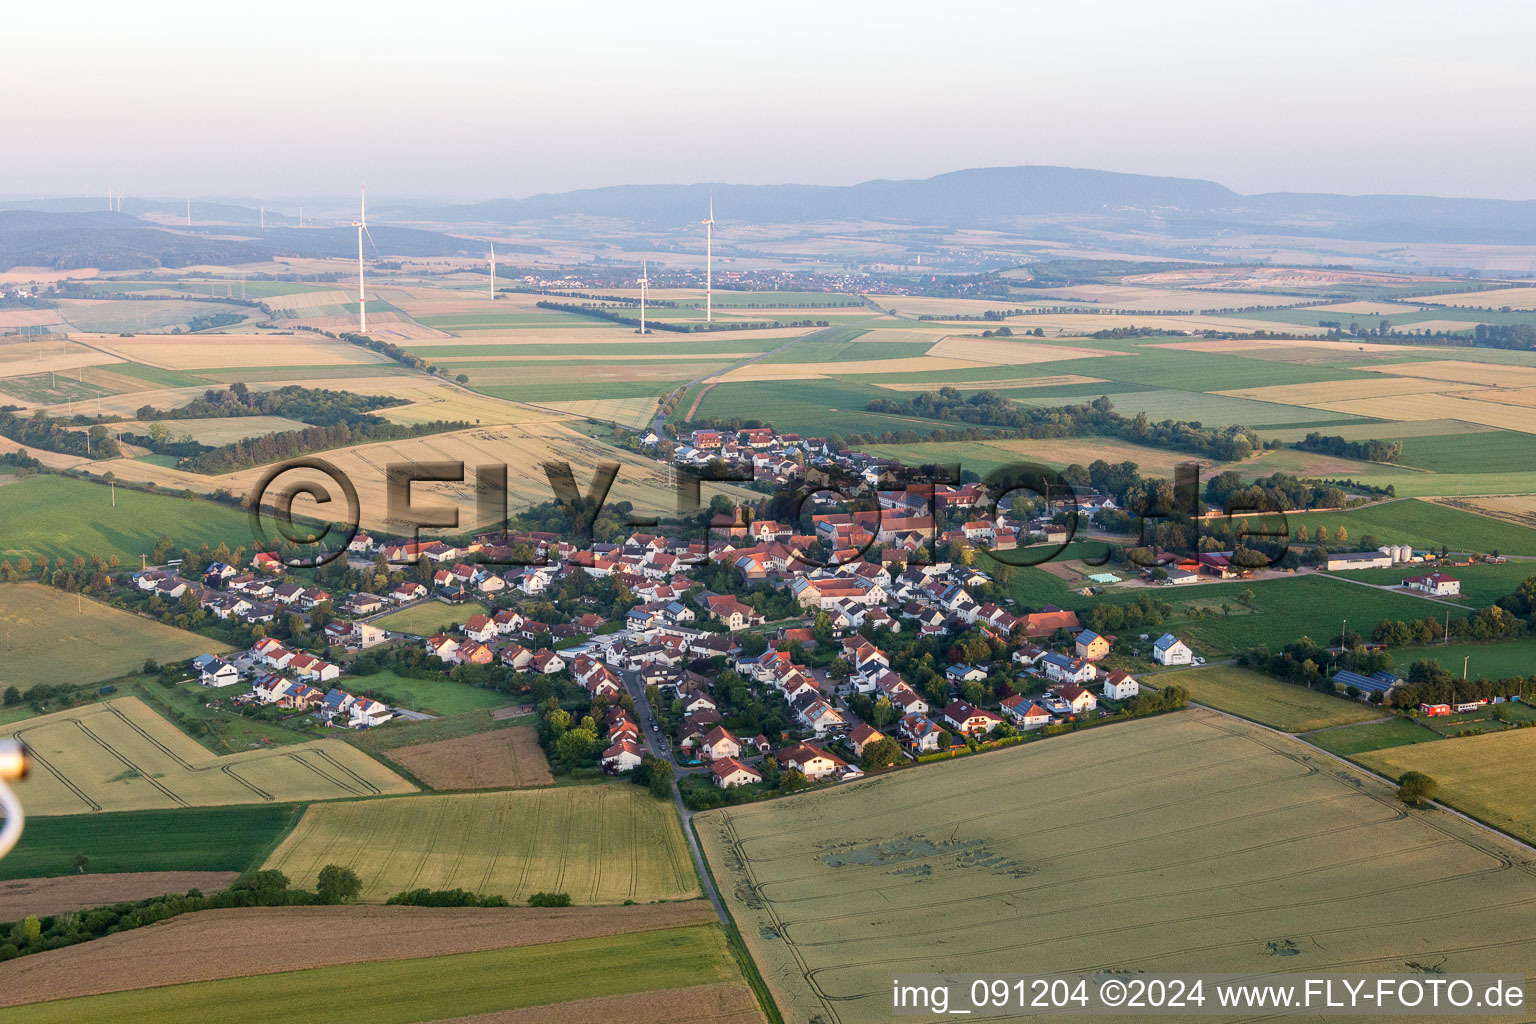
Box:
542 395 659 427
0 871 237 921
434 983 764 1024
1431 494 1536 529
263 787 701 904
1409 285 1536 309
102 415 311 445
0 339 123 377
713 356 985 382
217 421 724 529
1215 376 1471 405
883 372 1108 392
0 903 718 1007
1126 266 1446 290
1310 393 1536 433
260 289 352 313
0 585 230 691
1358 728 1536 844
1153 336 1431 355
698 709 1536 1024
1364 359 1536 388
0 436 91 469
1022 283 1304 309
80 332 389 370
0 309 68 329
1402 319 1484 333
470 361 724 386
9 698 415 815
386 728 553 790
925 336 1111 364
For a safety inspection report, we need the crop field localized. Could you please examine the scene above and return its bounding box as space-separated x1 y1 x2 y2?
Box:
106 415 311 445
1284 499 1536 555
0 585 230 691
1434 494 1536 529
1408 285 1536 308
1332 560 1534 607
0 804 299 880
262 786 700 903
698 709 1536 1024
865 435 1233 480
8 698 414 815
55 299 253 334
370 599 491 636
1151 665 1380 732
0 924 753 1024
1358 728 1536 844
0 474 254 562
1307 717 1443 758
80 332 388 370
541 395 659 427
383 726 553 789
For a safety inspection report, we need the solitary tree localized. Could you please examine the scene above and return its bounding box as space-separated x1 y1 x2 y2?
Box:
72 852 90 874
316 864 362 904
1396 771 1438 807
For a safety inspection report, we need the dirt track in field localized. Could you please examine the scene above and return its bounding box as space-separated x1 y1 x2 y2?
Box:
387 728 554 789
0 872 238 921
0 902 717 1007
429 982 765 1024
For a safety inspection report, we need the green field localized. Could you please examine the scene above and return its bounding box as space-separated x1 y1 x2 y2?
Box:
3 925 741 1024
692 378 955 438
1384 636 1536 682
346 668 513 715
371 598 491 636
0 585 230 692
1358 727 1536 844
1151 665 1380 732
0 474 253 562
1395 431 1536 473
263 786 700 903
1006 571 1447 656
0 804 299 880
1305 716 1443 757
697 709 1536 1024
1333 560 1534 607
1284 500 1536 556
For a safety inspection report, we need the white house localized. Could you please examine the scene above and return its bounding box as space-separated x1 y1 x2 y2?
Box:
195 655 240 688
1403 572 1460 597
1102 669 1139 701
711 757 763 789
1152 633 1193 666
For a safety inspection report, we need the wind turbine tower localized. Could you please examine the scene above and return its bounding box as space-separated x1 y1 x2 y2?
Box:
489 242 496 301
352 182 375 334
638 261 650 335
186 197 191 226
701 193 715 323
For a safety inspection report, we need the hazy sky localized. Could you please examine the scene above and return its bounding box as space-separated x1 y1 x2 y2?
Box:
6 0 1533 205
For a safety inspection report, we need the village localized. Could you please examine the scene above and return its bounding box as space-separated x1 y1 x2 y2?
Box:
107 421 1516 809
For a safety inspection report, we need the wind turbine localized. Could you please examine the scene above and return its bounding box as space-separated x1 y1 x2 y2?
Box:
488 241 496 301
352 182 376 334
638 260 650 335
701 192 715 323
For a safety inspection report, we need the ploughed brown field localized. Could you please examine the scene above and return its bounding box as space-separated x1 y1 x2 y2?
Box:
0 872 238 921
386 728 554 790
427 982 764 1024
0 902 718 1007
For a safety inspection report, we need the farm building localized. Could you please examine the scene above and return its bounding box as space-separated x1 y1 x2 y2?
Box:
1325 551 1394 571
1403 572 1460 596
1334 669 1403 700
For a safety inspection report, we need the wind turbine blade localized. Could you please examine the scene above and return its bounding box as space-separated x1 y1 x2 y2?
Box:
363 223 377 252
